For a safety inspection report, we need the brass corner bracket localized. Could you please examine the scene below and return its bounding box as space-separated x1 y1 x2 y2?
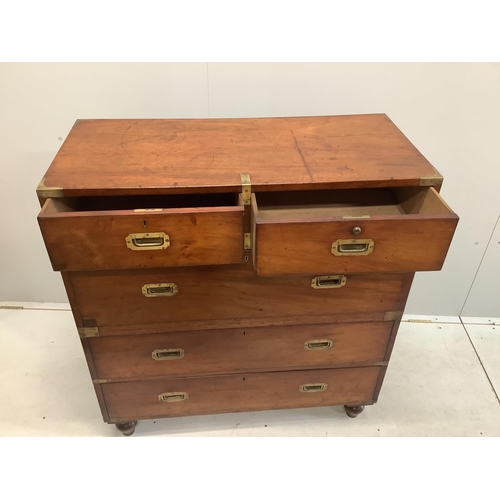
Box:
240 173 251 205
383 311 404 321
419 168 444 188
78 327 99 338
244 232 252 250
36 177 64 198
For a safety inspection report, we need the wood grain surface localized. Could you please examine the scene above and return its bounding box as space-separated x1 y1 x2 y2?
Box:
102 366 381 420
252 187 458 275
254 216 458 276
38 200 244 271
89 321 392 380
35 113 458 428
42 115 437 196
69 264 408 334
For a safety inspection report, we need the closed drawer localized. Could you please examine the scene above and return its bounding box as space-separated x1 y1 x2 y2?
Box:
38 192 244 271
102 366 382 421
90 322 392 380
69 264 410 335
252 186 458 276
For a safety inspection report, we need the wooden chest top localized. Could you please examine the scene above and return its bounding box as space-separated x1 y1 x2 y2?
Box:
39 114 440 198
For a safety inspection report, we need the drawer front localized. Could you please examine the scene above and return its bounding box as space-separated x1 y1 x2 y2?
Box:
254 218 458 276
70 264 409 335
90 322 393 380
102 367 382 420
38 199 244 271
252 187 459 276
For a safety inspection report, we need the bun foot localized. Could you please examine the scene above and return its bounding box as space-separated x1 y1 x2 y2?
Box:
115 421 137 436
344 405 365 418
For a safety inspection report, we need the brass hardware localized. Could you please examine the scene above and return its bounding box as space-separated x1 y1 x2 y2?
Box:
352 226 362 235
152 348 185 360
158 392 189 403
142 283 178 297
342 215 371 220
0 305 24 310
299 383 328 393
93 379 112 384
240 173 251 205
304 340 334 350
408 319 432 323
133 208 163 212
420 177 444 187
331 239 374 256
126 232 170 250
78 327 99 338
244 232 252 250
36 177 64 198
311 275 346 289
419 168 444 187
384 311 403 321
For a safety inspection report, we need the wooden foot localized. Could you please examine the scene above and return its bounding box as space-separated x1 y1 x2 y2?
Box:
344 405 365 418
115 421 137 436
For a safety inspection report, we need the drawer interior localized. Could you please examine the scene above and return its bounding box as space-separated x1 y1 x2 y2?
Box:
254 187 453 221
42 192 239 214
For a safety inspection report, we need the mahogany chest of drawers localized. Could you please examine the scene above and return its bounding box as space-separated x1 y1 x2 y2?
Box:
36 114 458 435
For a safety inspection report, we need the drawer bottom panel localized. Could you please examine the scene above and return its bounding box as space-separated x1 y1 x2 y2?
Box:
102 366 381 421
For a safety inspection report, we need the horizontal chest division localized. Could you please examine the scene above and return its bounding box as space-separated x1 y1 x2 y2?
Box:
36 115 458 434
69 267 410 336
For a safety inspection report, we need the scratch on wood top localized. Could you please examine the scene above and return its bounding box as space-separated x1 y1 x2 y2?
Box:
290 129 314 182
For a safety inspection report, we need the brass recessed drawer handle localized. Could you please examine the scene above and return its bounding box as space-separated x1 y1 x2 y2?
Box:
311 275 346 289
126 232 170 250
142 283 178 297
299 383 328 393
158 392 189 403
152 348 185 360
304 340 333 350
331 238 374 256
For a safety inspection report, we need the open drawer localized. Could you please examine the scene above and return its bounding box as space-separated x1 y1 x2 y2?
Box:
38 193 244 271
251 186 459 276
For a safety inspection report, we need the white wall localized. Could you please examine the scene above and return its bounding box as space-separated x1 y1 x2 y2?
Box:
0 63 209 303
461 214 500 318
1 62 499 316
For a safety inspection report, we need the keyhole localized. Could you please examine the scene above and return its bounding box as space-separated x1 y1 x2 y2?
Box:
143 220 147 228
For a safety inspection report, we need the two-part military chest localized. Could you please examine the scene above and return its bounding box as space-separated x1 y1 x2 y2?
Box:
36 114 458 435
